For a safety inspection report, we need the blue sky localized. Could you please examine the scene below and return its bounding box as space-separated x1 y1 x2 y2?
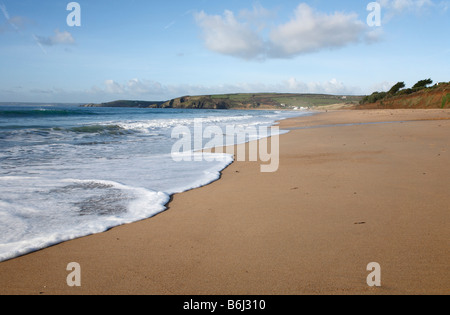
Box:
0 0 449 103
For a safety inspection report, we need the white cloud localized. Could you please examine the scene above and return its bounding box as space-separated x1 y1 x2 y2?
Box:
35 29 75 46
268 4 366 57
194 3 369 60
194 10 265 60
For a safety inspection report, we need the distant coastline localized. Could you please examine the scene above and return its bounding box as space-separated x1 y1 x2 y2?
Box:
80 93 363 110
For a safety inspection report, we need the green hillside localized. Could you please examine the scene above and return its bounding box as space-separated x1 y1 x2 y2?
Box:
161 93 362 109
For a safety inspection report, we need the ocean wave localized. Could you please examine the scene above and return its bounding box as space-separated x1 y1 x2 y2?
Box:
68 124 130 135
0 109 98 118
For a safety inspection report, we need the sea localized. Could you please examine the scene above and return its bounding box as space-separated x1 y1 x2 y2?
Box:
0 104 311 262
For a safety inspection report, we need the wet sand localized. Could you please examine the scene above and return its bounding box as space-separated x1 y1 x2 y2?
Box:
0 109 449 295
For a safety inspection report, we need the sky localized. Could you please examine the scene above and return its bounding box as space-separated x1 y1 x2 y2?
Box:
0 0 449 103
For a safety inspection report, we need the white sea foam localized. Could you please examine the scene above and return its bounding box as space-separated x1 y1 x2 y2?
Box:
115 115 255 134
0 177 171 262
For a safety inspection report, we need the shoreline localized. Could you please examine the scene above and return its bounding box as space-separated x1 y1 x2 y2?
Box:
0 109 449 295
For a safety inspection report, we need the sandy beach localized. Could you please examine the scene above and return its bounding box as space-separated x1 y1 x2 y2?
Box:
0 109 449 295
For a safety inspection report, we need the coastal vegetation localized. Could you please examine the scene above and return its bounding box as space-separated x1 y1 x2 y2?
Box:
442 93 450 109
357 80 450 109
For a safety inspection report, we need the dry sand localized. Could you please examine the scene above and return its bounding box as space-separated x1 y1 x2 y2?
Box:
0 109 449 295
